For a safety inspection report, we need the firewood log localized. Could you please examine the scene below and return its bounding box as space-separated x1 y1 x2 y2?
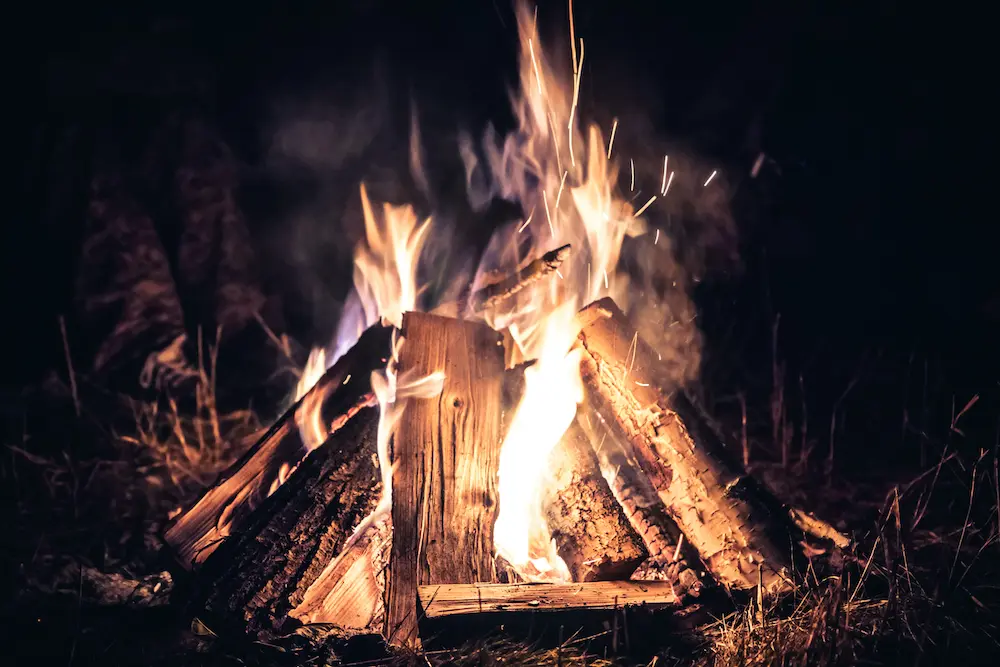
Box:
575 412 707 597
197 404 382 639
541 421 648 581
575 298 798 594
165 323 392 568
385 312 506 649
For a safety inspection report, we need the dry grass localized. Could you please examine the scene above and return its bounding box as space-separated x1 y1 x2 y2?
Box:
4 327 998 666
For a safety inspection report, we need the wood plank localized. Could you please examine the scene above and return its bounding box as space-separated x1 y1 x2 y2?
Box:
165 323 391 568
576 298 798 594
419 581 681 618
385 312 506 648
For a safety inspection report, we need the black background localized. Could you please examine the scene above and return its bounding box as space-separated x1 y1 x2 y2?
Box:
7 1 992 455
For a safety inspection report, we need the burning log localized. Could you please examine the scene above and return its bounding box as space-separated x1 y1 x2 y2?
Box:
470 243 572 312
165 323 392 568
541 422 647 581
575 298 798 594
575 412 707 597
197 404 382 638
385 312 506 648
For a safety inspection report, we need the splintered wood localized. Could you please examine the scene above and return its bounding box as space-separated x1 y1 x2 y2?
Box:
386 312 506 648
575 298 796 594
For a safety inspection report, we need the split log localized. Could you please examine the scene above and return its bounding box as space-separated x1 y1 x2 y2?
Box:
165 324 392 568
541 421 647 581
575 298 798 594
196 404 382 639
419 581 680 617
386 312 506 648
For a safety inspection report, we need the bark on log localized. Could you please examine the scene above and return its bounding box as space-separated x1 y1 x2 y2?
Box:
197 405 382 639
575 298 798 594
541 422 647 581
575 412 707 597
385 312 505 648
165 324 391 568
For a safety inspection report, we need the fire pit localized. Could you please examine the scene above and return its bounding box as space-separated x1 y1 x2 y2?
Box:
164 2 845 650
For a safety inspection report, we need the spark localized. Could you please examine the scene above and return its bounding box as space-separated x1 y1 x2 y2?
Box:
607 117 618 159
343 374 351 385
634 195 656 217
664 171 675 194
542 190 554 236
603 269 609 290
635 381 650 387
654 228 660 245
629 158 635 191
554 170 568 212
568 38 585 167
660 155 669 194
704 170 718 187
517 209 534 233
528 39 543 98
569 0 578 73
555 269 564 279
751 152 765 178
672 534 685 563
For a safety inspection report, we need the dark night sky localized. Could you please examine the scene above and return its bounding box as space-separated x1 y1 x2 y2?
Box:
6 0 991 396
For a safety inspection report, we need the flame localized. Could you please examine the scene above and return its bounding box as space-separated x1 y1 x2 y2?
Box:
290 1 662 582
470 3 648 579
332 185 432 363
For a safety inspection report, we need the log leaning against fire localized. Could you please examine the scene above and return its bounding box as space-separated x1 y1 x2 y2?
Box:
574 298 801 594
164 323 393 568
196 404 383 638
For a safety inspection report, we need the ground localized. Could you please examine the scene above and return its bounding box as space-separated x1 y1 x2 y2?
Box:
2 340 998 666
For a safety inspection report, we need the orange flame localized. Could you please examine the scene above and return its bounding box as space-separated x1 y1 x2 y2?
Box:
472 2 650 579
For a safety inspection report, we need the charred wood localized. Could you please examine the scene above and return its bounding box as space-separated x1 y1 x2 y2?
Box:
164 323 391 568
541 422 647 581
196 405 381 639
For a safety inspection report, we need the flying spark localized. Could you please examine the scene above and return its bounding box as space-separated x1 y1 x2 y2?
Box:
607 118 619 159
704 170 718 187
555 269 564 280
603 269 609 289
751 152 765 178
654 228 660 245
542 190 554 235
568 38 584 166
528 39 543 98
630 158 635 191
660 155 669 194
664 171 675 194
634 195 656 217
555 171 568 211
343 374 351 385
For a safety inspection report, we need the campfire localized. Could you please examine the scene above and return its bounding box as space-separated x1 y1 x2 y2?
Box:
164 3 845 650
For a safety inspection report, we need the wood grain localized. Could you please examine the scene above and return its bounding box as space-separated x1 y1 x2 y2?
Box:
385 312 506 648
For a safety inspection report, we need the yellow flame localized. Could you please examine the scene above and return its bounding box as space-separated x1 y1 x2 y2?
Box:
476 2 650 580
